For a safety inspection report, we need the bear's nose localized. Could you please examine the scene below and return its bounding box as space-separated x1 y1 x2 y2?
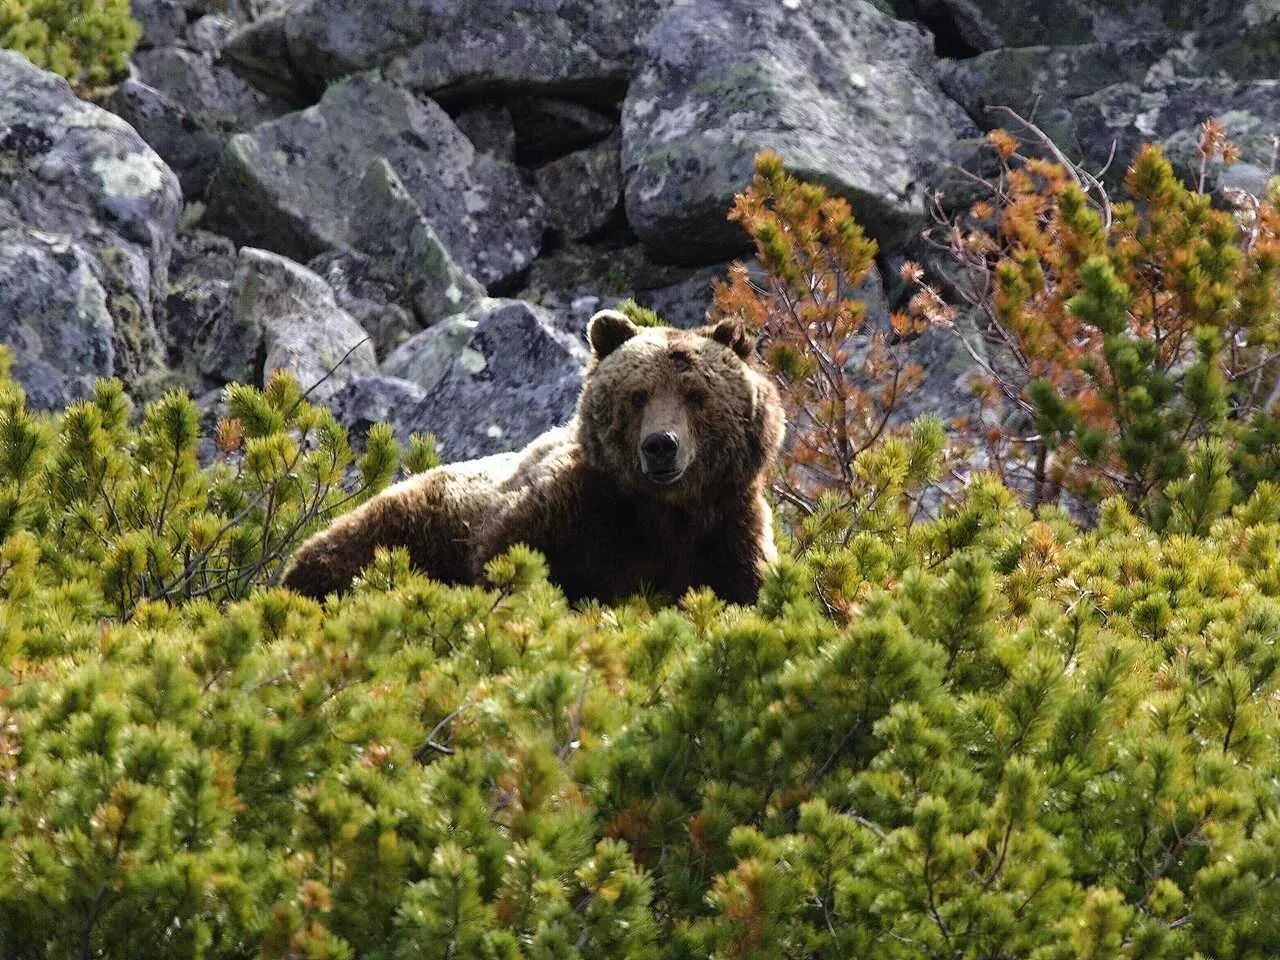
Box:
641 431 679 460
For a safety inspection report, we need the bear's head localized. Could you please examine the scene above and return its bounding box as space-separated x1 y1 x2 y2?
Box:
577 310 784 507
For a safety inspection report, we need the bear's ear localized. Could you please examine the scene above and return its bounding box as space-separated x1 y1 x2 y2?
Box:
707 318 753 359
587 310 640 359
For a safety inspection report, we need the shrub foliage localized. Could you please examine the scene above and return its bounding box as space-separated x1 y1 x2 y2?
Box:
908 119 1280 522
4 340 1280 957
0 0 139 86
5 116 1280 957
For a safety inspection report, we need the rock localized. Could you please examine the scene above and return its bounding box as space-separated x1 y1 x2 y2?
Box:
889 314 989 425
510 97 617 164
204 73 544 288
188 14 236 53
622 0 974 264
938 39 1169 141
633 267 726 330
131 0 185 48
300 158 487 356
326 375 427 445
109 46 289 198
381 310 481 392
453 104 517 162
345 158 486 325
130 47 288 132
534 132 622 240
202 247 377 394
281 0 662 99
916 0 1233 52
1071 79 1280 188
163 229 237 377
518 241 712 332
222 9 312 105
108 80 223 200
0 50 181 394
307 249 419 358
404 300 588 461
1184 2 1280 80
0 229 115 410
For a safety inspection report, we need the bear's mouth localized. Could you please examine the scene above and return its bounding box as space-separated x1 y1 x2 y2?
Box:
646 466 685 485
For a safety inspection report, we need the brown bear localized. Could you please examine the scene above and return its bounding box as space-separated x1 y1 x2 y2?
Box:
280 309 785 605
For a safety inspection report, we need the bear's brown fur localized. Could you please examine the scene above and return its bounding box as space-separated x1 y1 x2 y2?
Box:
281 310 785 605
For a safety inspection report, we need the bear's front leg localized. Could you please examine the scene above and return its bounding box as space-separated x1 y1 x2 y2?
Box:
692 497 775 605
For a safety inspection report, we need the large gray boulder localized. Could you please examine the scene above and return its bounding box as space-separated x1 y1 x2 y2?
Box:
0 229 115 409
222 9 312 105
202 247 377 397
916 0 1236 52
1071 79 1280 190
938 39 1168 151
403 300 588 461
1183 1 1280 81
162 229 238 383
327 374 428 445
272 0 663 98
0 50 182 406
622 0 974 264
131 0 186 48
534 132 622 240
344 158 486 325
204 73 544 288
381 309 484 393
110 46 289 198
302 158 486 356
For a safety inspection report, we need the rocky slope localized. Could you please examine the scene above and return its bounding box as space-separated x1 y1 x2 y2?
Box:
1 0 1275 460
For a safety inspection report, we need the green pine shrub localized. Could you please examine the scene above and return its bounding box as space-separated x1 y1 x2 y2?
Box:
905 119 1280 524
0 0 139 87
4 341 1280 957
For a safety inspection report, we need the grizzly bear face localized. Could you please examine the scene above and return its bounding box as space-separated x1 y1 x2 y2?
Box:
577 310 784 508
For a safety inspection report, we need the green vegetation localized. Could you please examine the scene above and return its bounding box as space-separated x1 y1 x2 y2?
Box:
0 0 139 86
905 121 1280 524
4 128 1280 957
3 347 1280 957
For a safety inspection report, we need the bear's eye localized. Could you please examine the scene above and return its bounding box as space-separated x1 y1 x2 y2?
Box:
686 389 708 407
629 389 648 409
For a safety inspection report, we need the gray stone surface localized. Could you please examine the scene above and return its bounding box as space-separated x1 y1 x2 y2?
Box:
510 97 617 163
131 0 185 48
278 0 664 97
188 14 236 53
222 9 311 105
938 39 1168 148
346 158 486 325
381 310 481 392
534 132 622 240
327 374 428 444
1071 79 1280 189
109 79 224 200
453 104 517 162
518 242 714 333
163 229 237 378
403 300 588 461
0 50 181 396
0 229 115 410
204 73 544 287
109 46 291 199
622 0 975 263
307 248 419 358
204 247 377 396
917 0 1236 52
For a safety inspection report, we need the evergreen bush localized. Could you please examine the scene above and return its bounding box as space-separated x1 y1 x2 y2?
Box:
0 0 139 87
3 341 1280 957
906 118 1280 524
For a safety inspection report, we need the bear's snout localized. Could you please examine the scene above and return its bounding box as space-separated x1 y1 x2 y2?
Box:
641 431 681 481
